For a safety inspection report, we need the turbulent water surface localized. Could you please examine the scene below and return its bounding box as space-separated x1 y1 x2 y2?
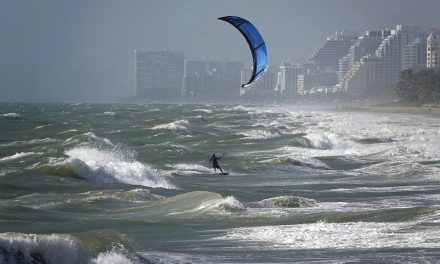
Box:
0 103 439 263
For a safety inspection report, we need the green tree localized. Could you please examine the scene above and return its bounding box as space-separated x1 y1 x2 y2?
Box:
395 69 440 104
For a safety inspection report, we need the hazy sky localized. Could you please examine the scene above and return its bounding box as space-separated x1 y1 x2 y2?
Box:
1 0 439 102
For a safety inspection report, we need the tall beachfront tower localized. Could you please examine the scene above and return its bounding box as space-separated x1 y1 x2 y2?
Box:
427 34 440 69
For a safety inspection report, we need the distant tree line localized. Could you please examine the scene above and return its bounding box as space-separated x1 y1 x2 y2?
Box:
395 69 440 103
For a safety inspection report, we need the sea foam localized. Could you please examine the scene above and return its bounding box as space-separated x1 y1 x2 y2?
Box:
2 113 21 119
259 195 317 208
221 221 440 249
239 129 281 139
172 163 213 175
0 233 85 264
305 132 358 150
150 120 191 134
65 146 174 189
0 232 142 264
93 249 137 264
0 152 41 162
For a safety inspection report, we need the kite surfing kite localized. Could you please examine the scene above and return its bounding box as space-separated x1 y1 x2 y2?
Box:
218 16 267 88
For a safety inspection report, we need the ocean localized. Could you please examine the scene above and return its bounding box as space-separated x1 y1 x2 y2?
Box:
0 102 439 263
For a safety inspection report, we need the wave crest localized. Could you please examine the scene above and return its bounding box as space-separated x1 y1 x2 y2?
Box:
0 233 86 264
65 146 174 189
0 231 143 264
0 152 41 162
259 195 317 208
304 132 360 151
2 113 21 119
141 192 246 220
150 120 190 134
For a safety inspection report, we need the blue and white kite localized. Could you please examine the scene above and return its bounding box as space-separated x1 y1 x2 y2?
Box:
218 16 267 88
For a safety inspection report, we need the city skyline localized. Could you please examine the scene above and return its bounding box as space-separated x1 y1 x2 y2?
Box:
133 24 440 103
1 0 440 102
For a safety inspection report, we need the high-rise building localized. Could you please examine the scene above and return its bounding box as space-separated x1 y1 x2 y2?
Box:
338 30 389 90
375 25 425 96
403 38 427 71
349 31 389 64
338 55 351 83
339 30 389 81
297 70 323 95
309 31 357 71
375 32 400 91
241 67 277 100
135 49 184 100
427 33 440 69
338 25 427 99
182 59 243 101
341 55 382 98
278 62 302 98
305 31 357 91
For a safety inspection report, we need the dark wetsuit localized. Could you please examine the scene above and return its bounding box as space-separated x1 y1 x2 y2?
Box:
209 155 223 173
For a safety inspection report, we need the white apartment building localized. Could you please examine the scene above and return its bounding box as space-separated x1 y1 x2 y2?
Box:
403 38 427 71
341 55 381 97
278 62 302 97
427 33 440 68
375 25 423 96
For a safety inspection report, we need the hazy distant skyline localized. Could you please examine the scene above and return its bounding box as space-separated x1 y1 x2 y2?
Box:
1 0 439 102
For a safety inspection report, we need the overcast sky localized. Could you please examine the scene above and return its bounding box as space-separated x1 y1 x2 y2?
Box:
1 0 439 102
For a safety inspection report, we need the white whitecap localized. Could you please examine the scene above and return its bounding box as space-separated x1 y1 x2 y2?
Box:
239 129 281 139
2 112 21 118
0 233 86 264
220 221 440 249
0 152 42 162
93 250 135 264
172 163 213 175
103 111 115 116
305 132 359 150
150 120 190 133
194 108 213 114
65 146 174 189
34 124 52 129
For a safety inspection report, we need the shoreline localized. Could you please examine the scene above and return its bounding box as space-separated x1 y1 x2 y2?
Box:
334 105 440 115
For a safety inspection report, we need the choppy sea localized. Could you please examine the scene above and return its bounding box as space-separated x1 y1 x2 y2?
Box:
1 103 439 263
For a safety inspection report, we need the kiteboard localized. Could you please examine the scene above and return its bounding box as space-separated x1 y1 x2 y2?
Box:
221 172 229 176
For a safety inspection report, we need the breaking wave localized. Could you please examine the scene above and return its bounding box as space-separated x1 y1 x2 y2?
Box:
2 113 21 119
0 231 145 264
0 232 87 264
150 120 191 134
64 146 174 189
131 192 246 221
305 132 359 150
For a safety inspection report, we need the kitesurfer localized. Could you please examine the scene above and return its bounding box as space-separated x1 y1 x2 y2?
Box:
209 153 224 174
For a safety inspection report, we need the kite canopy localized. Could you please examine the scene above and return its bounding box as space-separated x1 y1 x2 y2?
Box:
218 16 267 88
